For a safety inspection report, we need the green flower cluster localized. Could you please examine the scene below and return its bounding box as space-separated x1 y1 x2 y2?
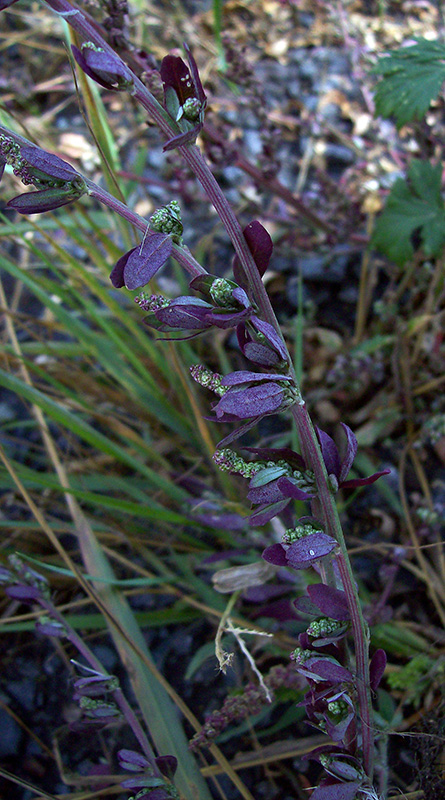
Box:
307 618 345 637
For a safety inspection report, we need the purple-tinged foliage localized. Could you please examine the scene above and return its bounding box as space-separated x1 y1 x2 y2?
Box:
262 543 288 566
120 776 168 790
161 44 206 150
7 187 83 214
73 673 118 698
296 657 353 684
237 315 288 367
72 43 134 90
307 584 351 621
155 754 177 780
320 752 364 782
309 780 362 800
110 234 173 290
143 296 215 332
142 289 253 334
233 220 273 289
214 381 287 420
118 749 153 771
0 0 19 7
20 146 78 182
285 533 338 569
5 584 44 601
35 618 67 637
0 133 88 213
369 648 387 691
317 423 390 490
210 371 294 424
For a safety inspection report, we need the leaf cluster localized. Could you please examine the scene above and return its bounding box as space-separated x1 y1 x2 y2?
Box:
372 38 445 128
371 159 445 265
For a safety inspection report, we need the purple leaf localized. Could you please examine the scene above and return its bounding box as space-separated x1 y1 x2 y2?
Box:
238 337 281 366
243 220 273 276
262 543 288 566
249 498 291 526
35 620 65 637
183 43 206 106
72 45 133 91
109 246 135 288
220 370 290 387
111 235 173 291
277 476 314 501
233 220 273 287
161 55 197 106
317 428 340 477
323 756 362 781
21 146 78 182
307 584 350 621
285 533 337 569
325 710 355 742
204 306 252 329
369 648 387 691
248 479 284 505
7 187 80 214
118 750 152 770
341 468 391 489
163 125 203 151
5 584 43 600
304 659 353 683
250 316 288 360
338 423 358 483
155 754 178 779
310 781 361 800
293 596 321 616
214 382 284 419
153 297 213 330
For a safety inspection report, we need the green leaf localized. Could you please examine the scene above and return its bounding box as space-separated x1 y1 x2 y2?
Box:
372 38 445 128
372 159 445 265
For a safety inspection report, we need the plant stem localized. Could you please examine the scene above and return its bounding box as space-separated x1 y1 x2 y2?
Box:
39 596 161 774
86 181 206 279
38 0 375 779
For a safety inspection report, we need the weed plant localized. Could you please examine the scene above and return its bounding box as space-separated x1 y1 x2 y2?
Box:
0 2 444 800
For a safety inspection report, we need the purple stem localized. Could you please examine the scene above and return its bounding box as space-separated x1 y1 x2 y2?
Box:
39 596 161 774
86 181 206 279
38 0 375 779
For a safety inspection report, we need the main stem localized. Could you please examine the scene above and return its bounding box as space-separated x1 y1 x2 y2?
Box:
41 0 374 779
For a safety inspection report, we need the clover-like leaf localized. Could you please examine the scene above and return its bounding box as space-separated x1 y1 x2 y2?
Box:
372 159 445 266
372 38 445 129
